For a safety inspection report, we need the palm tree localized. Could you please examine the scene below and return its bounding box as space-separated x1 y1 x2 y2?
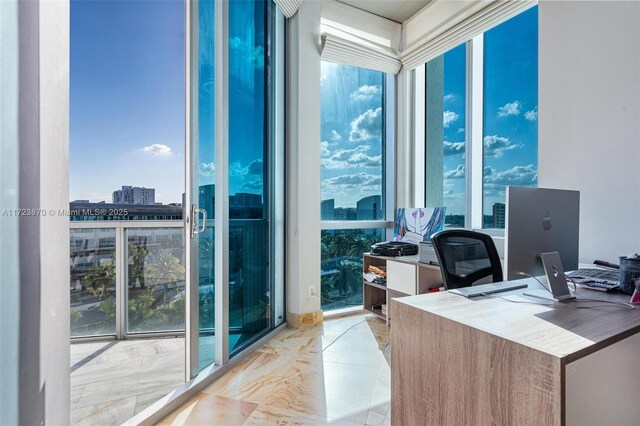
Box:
84 257 116 299
147 252 186 304
128 243 149 288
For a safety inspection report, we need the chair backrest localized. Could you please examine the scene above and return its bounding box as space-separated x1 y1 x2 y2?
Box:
431 229 503 290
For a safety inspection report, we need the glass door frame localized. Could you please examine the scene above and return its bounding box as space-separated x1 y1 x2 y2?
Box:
188 0 229 379
185 0 231 380
184 0 285 383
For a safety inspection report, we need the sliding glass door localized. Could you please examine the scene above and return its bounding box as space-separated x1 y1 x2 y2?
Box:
186 0 284 378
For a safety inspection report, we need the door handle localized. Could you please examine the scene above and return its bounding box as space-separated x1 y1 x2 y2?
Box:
190 204 207 239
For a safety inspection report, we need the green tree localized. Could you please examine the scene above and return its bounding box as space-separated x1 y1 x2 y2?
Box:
147 252 186 304
128 243 149 288
84 257 116 299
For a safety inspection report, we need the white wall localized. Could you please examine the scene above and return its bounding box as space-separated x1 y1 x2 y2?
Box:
538 1 640 263
286 0 322 316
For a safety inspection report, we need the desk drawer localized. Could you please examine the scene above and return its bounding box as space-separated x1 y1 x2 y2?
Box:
387 260 416 295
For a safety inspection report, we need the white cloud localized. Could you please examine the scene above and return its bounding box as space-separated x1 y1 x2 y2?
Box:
443 141 465 156
321 141 331 158
142 144 172 156
199 162 215 177
229 36 264 69
524 106 538 121
444 93 455 102
444 165 465 179
349 107 382 142
483 164 538 196
443 111 459 128
330 130 342 142
322 145 381 170
457 127 465 134
483 135 522 158
349 85 381 102
248 159 263 175
322 172 382 190
497 100 521 117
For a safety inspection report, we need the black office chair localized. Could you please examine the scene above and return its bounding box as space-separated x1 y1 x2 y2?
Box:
431 229 503 290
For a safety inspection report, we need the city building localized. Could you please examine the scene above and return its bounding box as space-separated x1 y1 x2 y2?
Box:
112 185 156 205
492 202 506 229
320 199 335 220
356 195 382 220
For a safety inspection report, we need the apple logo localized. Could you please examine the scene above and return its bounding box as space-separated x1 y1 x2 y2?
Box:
542 212 552 231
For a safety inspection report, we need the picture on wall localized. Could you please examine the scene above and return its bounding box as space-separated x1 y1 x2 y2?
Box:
393 207 446 244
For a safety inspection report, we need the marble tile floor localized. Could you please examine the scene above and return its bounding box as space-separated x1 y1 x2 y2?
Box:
158 313 391 426
70 337 185 426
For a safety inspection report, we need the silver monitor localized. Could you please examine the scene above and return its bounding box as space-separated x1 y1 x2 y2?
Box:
505 186 580 280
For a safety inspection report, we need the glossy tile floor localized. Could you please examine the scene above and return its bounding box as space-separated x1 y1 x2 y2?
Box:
159 313 391 425
70 337 185 425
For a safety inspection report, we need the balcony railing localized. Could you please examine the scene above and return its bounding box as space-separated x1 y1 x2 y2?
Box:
70 219 270 340
70 221 185 339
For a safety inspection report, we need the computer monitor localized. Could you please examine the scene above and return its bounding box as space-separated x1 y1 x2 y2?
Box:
505 186 580 280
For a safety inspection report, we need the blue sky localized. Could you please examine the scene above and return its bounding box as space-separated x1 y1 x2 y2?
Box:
70 0 185 204
71 0 266 205
442 6 538 215
320 62 385 208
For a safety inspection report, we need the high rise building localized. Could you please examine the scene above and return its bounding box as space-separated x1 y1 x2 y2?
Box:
321 199 335 220
356 195 383 220
112 186 155 205
492 202 506 228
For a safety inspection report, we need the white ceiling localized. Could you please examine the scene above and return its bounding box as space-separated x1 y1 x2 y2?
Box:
336 0 432 24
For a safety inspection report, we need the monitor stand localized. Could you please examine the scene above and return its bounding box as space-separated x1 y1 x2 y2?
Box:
523 289 575 302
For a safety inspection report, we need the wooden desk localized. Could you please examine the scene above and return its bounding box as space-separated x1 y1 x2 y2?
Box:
391 279 640 425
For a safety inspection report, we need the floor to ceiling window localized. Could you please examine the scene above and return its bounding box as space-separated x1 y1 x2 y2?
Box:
482 6 538 229
422 5 538 231
320 62 393 311
425 43 467 228
192 0 284 371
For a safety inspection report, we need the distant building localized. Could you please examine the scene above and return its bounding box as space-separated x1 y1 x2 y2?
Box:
356 195 383 220
112 186 155 205
334 207 357 221
69 201 182 221
230 193 262 208
321 199 335 220
198 184 215 215
492 203 506 228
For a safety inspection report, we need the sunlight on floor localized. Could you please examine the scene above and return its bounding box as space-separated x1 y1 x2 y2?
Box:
159 313 391 425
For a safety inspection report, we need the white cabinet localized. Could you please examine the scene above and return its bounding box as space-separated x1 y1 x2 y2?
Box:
387 260 417 295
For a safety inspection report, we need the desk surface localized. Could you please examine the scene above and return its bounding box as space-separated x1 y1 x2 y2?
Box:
395 278 640 362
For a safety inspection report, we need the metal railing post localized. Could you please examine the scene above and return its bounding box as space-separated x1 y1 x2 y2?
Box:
115 225 127 339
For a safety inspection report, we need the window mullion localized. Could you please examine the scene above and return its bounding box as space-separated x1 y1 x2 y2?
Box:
468 34 484 230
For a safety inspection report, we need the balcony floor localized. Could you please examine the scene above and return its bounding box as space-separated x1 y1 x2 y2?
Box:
70 337 185 426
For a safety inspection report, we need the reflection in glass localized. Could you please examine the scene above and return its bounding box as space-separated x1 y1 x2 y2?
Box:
425 43 466 228
70 228 117 337
320 62 385 220
482 6 538 228
127 228 185 333
321 228 386 311
228 0 271 354
196 0 216 370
